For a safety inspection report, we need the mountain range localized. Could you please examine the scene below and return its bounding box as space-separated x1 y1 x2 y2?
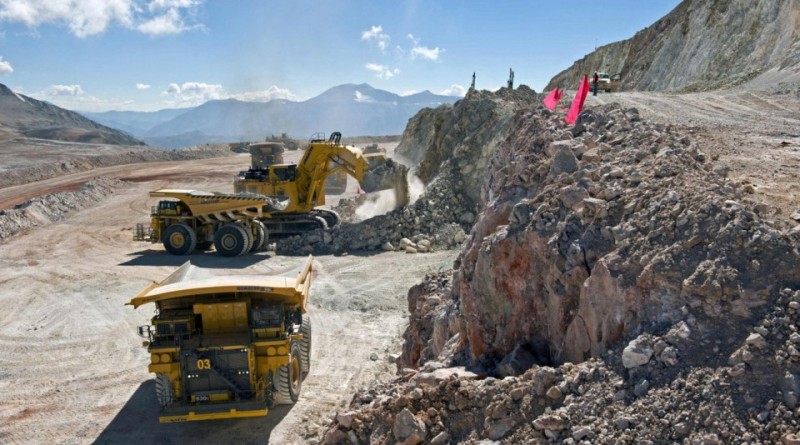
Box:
83 84 460 148
0 83 144 146
546 0 800 92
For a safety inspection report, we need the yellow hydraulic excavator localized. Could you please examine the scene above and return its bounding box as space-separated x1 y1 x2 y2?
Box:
233 131 409 237
135 131 409 256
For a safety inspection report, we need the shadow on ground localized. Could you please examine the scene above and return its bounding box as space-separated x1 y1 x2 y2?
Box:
94 381 291 445
119 250 271 268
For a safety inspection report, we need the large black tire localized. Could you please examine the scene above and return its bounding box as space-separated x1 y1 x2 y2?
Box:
300 316 311 376
252 221 267 252
155 374 173 408
274 343 302 405
162 223 197 255
213 224 249 257
241 224 254 254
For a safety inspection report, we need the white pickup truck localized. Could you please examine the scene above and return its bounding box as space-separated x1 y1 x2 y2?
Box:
594 72 621 93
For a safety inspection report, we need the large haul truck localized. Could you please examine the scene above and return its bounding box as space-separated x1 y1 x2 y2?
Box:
128 256 313 422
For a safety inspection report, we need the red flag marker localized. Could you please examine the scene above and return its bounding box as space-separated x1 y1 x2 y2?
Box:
565 76 590 125
542 88 562 110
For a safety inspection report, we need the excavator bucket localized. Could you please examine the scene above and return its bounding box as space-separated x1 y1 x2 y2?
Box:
360 158 410 207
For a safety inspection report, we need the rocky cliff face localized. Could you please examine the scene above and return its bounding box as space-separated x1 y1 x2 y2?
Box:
453 104 800 369
322 97 800 444
396 86 539 203
546 0 800 92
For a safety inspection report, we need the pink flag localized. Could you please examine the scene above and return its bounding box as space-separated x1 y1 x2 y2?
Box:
542 88 562 110
565 75 590 125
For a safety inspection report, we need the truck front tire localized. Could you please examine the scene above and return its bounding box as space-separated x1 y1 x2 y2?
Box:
155 374 173 408
275 343 302 404
162 223 197 255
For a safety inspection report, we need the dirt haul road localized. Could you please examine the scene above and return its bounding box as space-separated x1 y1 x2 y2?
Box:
0 149 456 444
588 88 800 213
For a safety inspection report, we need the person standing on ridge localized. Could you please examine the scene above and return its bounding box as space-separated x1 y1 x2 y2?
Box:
592 72 599 96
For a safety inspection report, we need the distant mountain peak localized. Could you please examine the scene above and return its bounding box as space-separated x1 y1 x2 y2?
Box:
76 82 460 148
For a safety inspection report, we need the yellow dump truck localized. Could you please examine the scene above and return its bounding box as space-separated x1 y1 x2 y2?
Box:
133 190 286 257
128 256 313 422
134 131 409 256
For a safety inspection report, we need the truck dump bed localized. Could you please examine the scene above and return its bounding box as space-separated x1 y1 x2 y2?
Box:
128 256 313 422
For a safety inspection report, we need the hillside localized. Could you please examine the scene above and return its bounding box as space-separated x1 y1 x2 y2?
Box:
81 108 190 137
86 84 459 148
546 0 800 92
0 83 144 146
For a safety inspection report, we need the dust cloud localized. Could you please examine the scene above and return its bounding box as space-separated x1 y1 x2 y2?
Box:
354 170 424 221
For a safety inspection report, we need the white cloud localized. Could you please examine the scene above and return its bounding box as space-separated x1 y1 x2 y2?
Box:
365 63 399 80
411 46 443 61
147 0 200 11
229 86 298 102
361 24 389 51
354 91 374 103
163 82 298 106
135 83 151 90
162 81 222 105
136 8 188 36
0 0 202 38
440 84 467 97
399 90 418 97
0 56 12 74
45 84 84 96
405 34 444 62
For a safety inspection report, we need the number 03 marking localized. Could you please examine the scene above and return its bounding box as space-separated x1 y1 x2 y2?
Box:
197 359 211 369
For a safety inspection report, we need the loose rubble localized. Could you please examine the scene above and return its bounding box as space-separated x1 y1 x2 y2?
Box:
320 87 800 444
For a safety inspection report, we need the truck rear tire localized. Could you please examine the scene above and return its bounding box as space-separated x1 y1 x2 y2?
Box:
162 223 197 255
252 221 267 252
274 343 302 404
155 374 173 408
214 224 248 257
241 224 254 254
300 316 311 376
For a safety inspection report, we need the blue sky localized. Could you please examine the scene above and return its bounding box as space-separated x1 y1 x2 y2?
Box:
0 0 681 112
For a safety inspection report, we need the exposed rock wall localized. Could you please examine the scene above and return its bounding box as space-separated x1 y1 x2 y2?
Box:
396 86 539 203
321 102 800 445
453 104 800 368
546 0 800 92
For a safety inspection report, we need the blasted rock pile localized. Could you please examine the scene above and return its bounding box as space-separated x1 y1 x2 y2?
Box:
320 101 800 443
277 169 472 255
